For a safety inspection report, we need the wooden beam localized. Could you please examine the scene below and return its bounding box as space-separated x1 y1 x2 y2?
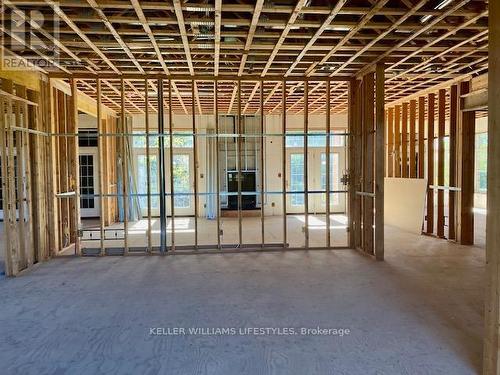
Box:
192 81 199 249
394 105 401 178
326 80 331 247
304 80 309 248
130 0 187 113
261 0 307 77
145 79 152 252
457 81 475 245
484 0 500 370
86 0 144 73
238 0 265 76
418 96 425 178
285 0 347 76
387 107 394 177
375 63 385 261
363 73 374 255
409 100 416 178
173 0 194 75
356 0 474 77
449 85 458 241
96 79 105 255
282 81 287 247
307 0 390 76
120 78 129 254
327 0 429 77
437 89 446 238
69 79 81 255
401 102 408 178
45 0 120 73
214 0 222 76
426 93 435 235
0 92 14 275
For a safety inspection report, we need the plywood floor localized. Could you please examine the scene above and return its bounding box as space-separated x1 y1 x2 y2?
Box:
0 225 484 374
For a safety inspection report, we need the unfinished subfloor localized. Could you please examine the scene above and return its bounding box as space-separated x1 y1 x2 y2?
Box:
0 224 484 374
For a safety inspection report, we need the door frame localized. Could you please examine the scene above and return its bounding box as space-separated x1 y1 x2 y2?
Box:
286 146 346 214
79 147 100 218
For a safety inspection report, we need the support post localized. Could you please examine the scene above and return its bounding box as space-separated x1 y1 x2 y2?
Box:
282 81 287 248
192 80 198 249
260 81 265 247
326 80 331 248
362 73 374 255
237 81 242 247
215 81 221 249
69 79 81 255
169 80 175 251
158 79 167 253
457 81 475 245
401 102 408 178
426 93 435 235
484 1 500 370
449 85 458 241
97 79 105 255
418 96 425 178
437 89 446 238
409 100 416 178
387 108 394 178
304 80 309 248
145 79 152 252
121 79 129 254
375 63 385 261
0 97 14 275
394 105 401 178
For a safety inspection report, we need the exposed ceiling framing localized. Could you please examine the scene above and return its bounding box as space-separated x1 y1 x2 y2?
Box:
1 0 488 114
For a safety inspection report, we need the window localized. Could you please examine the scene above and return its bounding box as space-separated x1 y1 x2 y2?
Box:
136 155 159 209
132 131 192 149
320 153 340 205
475 132 488 193
290 153 304 206
285 131 345 148
132 131 159 148
78 129 98 147
173 154 191 208
79 155 95 209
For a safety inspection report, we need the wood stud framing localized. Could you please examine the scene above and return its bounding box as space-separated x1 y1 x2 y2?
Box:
427 93 435 235
437 89 446 238
348 66 384 259
384 77 477 242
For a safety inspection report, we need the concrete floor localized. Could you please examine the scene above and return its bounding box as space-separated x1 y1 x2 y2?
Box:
0 222 4 276
0 224 485 374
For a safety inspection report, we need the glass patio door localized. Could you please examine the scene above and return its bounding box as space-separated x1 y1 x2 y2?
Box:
167 152 194 216
287 149 346 214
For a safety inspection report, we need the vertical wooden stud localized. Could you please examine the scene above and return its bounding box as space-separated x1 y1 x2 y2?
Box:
418 96 425 178
387 108 394 178
304 81 309 249
192 80 198 250
326 80 331 248
282 80 287 248
394 105 401 178
375 63 385 261
409 100 417 178
437 89 445 238
401 102 408 178
449 85 458 241
427 93 435 235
